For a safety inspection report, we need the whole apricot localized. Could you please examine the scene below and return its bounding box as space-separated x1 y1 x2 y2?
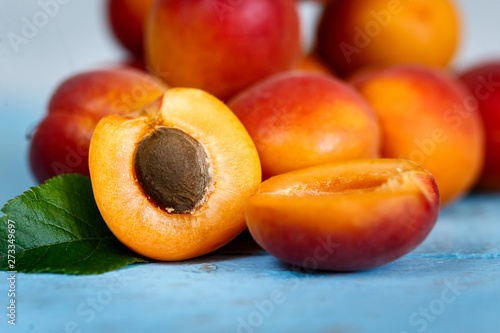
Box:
228 71 380 179
460 62 500 190
351 64 485 204
246 159 440 271
108 0 154 57
296 54 336 76
29 67 167 183
89 88 261 261
316 0 460 76
145 0 302 100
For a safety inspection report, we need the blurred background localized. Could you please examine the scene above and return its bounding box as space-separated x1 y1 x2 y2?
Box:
1 0 500 205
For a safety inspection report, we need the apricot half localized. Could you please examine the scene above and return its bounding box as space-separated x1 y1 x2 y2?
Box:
245 159 440 271
89 88 261 261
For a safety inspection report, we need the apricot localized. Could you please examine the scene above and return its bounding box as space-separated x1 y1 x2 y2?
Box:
316 0 460 76
459 62 500 190
107 0 154 57
351 64 485 204
296 54 336 76
246 159 440 271
29 67 167 183
227 71 380 179
89 88 261 261
145 0 302 100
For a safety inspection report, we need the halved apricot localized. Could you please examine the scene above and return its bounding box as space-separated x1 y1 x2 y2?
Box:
89 88 261 261
245 159 440 271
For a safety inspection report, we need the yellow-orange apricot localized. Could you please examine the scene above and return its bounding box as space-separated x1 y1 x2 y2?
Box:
245 159 440 271
296 54 336 76
89 88 261 261
351 64 485 204
316 0 460 76
228 71 380 179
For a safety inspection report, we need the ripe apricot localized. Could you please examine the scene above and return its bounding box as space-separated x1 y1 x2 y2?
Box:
296 54 336 76
316 0 460 76
459 62 500 190
89 88 261 261
29 67 167 183
227 71 380 179
245 159 440 271
351 64 485 204
145 0 301 100
107 0 154 57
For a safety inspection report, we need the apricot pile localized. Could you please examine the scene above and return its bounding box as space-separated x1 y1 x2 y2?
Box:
28 0 499 271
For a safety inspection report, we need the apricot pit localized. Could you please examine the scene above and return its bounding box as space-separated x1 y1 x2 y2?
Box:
134 127 212 214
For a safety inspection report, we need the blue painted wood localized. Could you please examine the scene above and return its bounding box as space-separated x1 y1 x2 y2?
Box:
1 193 500 333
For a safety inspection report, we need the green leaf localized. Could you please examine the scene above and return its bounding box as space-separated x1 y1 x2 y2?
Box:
0 174 147 275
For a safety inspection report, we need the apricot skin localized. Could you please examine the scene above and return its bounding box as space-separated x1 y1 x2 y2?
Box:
228 71 380 179
29 67 166 183
316 0 460 76
146 0 301 100
89 88 261 261
351 64 485 205
245 159 440 272
296 54 336 76
459 62 500 190
108 0 154 57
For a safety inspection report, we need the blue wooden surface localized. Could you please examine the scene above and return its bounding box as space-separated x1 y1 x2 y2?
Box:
2 1 500 332
1 191 500 333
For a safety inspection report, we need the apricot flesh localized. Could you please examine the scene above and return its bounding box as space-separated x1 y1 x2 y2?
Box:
89 88 261 261
245 159 440 271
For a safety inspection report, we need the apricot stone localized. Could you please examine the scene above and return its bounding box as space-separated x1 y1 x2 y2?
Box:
134 127 211 214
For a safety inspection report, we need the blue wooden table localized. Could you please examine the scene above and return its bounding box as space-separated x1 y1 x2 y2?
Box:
1 191 499 333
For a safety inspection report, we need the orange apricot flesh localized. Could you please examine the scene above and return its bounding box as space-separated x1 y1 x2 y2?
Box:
89 88 261 261
245 159 440 271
